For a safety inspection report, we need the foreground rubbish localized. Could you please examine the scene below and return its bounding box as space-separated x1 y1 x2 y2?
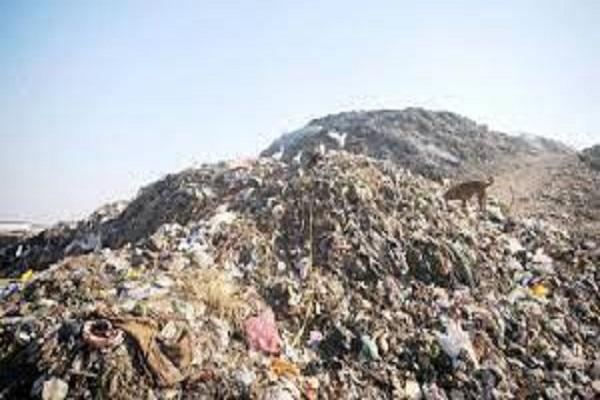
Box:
0 151 598 399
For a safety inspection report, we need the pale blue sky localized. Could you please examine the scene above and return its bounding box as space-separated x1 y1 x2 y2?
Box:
1 0 599 223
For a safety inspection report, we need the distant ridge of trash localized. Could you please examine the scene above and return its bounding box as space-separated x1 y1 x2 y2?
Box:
261 108 573 181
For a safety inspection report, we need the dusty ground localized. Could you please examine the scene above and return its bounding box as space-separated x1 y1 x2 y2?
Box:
481 153 600 236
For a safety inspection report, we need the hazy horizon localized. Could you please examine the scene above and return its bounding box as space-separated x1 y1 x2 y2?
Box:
1 1 599 224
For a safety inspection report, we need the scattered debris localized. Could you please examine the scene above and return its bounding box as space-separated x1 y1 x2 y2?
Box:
82 319 124 350
41 377 68 400
115 317 193 387
436 319 478 367
359 335 380 361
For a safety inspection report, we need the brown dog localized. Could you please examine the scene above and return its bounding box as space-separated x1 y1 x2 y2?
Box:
444 177 494 211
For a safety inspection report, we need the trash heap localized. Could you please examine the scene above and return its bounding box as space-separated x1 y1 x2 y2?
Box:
1 151 599 399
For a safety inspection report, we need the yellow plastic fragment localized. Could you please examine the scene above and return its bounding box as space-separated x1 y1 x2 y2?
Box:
126 269 141 280
20 269 34 283
530 283 548 298
270 357 300 378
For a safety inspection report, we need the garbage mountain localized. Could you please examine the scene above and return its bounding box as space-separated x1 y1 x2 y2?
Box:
1 152 598 399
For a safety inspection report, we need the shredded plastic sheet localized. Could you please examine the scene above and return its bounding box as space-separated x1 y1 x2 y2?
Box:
437 319 479 367
244 309 282 355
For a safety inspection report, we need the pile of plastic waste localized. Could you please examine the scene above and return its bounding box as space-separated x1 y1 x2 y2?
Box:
0 151 598 399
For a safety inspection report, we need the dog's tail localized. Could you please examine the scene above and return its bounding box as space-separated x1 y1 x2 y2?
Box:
508 183 516 212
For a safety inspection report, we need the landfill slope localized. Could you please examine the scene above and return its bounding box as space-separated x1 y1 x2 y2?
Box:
1 152 598 399
261 108 573 181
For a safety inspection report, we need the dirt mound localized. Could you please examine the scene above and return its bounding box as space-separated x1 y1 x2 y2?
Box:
1 152 598 399
485 153 600 237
